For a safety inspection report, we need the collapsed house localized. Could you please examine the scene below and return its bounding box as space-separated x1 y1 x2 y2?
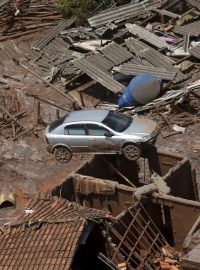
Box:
49 150 200 269
0 149 197 269
50 150 198 247
0 196 172 270
1 0 200 269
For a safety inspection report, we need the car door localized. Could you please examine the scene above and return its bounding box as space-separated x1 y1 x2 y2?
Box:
63 124 89 153
85 123 120 153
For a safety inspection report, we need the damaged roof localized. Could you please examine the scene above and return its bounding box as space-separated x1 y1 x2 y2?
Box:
0 197 112 270
173 20 200 37
186 0 200 10
74 57 125 93
1 0 200 120
88 0 161 27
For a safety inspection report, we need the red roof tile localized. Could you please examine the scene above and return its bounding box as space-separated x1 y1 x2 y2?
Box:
0 198 112 270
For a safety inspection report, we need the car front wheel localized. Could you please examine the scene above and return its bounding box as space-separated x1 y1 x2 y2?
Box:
122 144 141 161
54 146 72 164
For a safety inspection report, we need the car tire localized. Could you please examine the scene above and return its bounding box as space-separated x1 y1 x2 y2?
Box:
122 144 141 161
54 146 72 164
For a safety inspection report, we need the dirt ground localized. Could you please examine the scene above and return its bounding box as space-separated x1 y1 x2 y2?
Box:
0 131 90 225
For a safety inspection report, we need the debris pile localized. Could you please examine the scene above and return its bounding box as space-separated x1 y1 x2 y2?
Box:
0 1 200 268
0 88 27 140
13 0 199 135
154 246 181 270
0 196 174 270
0 0 61 41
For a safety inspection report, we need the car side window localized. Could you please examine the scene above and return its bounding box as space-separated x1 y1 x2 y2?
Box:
64 124 86 135
86 124 108 136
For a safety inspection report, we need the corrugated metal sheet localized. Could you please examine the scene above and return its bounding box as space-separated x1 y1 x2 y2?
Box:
33 37 74 75
32 18 75 51
125 38 174 63
141 48 187 83
74 58 125 93
83 53 114 71
186 0 200 9
88 0 160 27
128 57 148 65
62 62 79 76
190 45 200 60
126 37 149 55
100 41 133 65
173 20 200 37
114 63 177 80
42 38 73 62
125 38 186 83
125 23 171 49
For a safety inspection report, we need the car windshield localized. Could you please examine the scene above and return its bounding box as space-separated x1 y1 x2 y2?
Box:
49 116 65 132
102 111 132 132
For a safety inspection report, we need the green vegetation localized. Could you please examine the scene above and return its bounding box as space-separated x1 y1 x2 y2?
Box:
57 0 129 21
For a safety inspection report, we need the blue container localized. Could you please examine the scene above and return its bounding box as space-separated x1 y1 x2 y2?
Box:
118 74 161 107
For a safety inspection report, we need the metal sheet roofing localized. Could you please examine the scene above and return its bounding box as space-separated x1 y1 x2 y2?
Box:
83 53 114 71
186 0 200 9
32 18 75 51
114 63 177 81
42 38 74 62
173 20 200 37
125 37 174 63
100 41 133 65
126 37 149 55
0 198 112 270
33 37 74 77
190 45 200 60
125 38 186 83
88 0 160 27
62 62 79 75
125 23 171 49
141 48 187 83
74 58 125 93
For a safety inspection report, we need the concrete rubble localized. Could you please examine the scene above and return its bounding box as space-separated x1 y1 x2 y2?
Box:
0 0 200 269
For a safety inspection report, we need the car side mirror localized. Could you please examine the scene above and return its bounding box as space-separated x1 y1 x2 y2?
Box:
104 131 113 137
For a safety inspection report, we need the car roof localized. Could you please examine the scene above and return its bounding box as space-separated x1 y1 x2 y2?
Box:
64 109 109 124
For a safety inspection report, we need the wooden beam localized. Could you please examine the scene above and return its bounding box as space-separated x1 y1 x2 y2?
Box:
13 60 85 110
100 156 136 188
0 105 25 128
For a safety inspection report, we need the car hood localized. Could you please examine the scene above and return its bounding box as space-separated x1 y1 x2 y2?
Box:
122 116 157 136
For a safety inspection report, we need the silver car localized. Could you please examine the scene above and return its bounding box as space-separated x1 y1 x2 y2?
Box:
45 109 159 163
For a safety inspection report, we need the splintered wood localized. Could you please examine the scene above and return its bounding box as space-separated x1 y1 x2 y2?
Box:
0 89 26 140
153 246 181 270
0 0 61 41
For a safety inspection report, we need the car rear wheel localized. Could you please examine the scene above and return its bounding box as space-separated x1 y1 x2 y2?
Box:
122 144 141 161
54 146 72 164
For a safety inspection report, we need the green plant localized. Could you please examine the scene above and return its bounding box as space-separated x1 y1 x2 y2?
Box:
57 0 116 21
